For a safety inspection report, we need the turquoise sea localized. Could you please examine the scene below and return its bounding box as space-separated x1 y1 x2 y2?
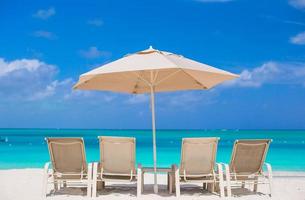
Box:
0 129 305 171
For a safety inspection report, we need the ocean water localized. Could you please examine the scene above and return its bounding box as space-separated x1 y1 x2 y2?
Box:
0 129 305 171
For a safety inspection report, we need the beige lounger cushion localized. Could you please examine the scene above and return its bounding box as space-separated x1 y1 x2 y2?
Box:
180 137 219 176
99 136 136 176
46 138 87 178
230 139 271 175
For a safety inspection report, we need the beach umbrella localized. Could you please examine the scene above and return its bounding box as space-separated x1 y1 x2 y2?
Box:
73 46 239 193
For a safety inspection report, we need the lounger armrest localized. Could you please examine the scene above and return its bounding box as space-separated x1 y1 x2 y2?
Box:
215 162 223 172
219 163 232 197
263 163 273 177
264 163 272 169
43 162 51 178
93 162 99 174
44 162 50 169
87 162 93 177
219 163 230 171
43 162 51 176
219 163 230 178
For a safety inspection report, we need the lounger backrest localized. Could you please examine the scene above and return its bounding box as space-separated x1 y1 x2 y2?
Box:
230 139 271 174
99 136 136 175
46 137 87 174
180 137 219 175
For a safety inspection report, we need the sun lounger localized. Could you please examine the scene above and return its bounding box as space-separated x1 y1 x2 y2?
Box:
173 137 225 198
42 137 92 198
92 136 142 197
222 139 272 197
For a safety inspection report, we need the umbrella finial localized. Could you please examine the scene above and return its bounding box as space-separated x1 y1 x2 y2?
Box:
149 45 153 50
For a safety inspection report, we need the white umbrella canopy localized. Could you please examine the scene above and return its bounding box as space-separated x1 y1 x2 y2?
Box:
74 46 239 193
74 46 238 93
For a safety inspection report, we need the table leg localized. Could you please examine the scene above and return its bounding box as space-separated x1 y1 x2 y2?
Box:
141 171 144 193
169 172 173 194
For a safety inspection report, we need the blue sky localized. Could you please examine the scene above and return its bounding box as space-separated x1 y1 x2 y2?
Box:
0 0 305 129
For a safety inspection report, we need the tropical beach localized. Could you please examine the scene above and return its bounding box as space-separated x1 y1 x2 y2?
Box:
1 129 305 199
1 0 305 200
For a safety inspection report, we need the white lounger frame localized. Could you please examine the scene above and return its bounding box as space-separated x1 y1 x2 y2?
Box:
173 163 225 198
91 162 142 197
222 162 273 197
221 139 273 197
42 162 93 198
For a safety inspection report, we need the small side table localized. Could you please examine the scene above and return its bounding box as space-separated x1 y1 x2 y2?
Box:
141 165 175 194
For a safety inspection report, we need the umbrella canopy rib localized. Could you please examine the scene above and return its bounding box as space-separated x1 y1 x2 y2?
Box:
180 69 208 89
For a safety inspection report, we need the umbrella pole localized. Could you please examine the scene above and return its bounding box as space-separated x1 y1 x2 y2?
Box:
150 85 158 194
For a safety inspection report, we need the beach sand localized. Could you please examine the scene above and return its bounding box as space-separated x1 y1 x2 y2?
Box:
0 169 305 200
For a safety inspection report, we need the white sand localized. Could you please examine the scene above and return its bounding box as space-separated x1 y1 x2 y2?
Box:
0 169 305 200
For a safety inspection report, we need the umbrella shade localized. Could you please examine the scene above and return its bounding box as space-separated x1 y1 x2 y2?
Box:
73 46 239 194
74 47 238 93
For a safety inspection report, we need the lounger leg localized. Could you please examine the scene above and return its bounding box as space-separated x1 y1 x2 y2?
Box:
141 172 144 193
62 181 67 188
56 180 62 190
207 183 215 193
223 164 232 198
167 171 173 194
202 183 206 190
171 165 175 193
87 163 92 198
167 173 170 191
174 165 180 197
97 181 105 190
137 164 142 197
53 182 58 192
217 163 225 198
241 181 245 188
92 162 98 198
97 182 102 190
253 177 258 192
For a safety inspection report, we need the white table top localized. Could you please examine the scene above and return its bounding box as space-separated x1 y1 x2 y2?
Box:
142 166 173 173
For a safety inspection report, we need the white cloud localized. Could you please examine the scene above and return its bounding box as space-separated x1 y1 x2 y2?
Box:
0 58 60 100
290 32 305 45
32 30 57 40
125 94 149 104
223 61 305 88
33 7 56 20
289 0 305 10
30 79 73 101
0 57 117 104
196 0 233 3
0 58 45 76
88 19 104 27
79 46 111 59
